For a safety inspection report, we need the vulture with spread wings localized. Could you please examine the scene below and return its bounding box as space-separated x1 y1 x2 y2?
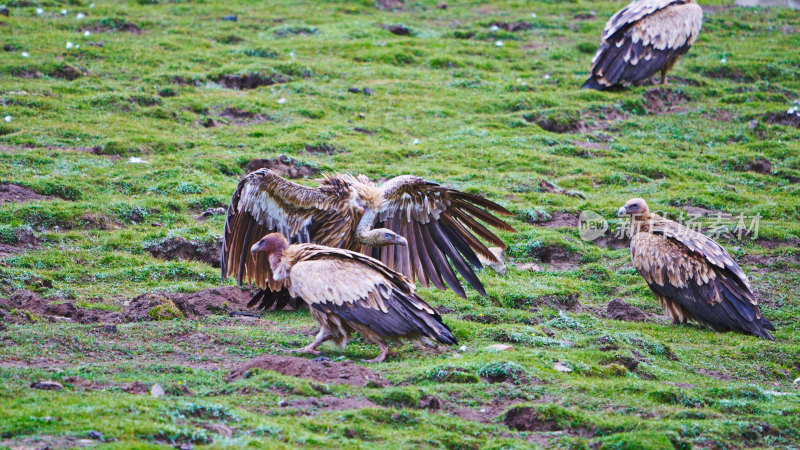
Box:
222 169 515 309
618 198 774 340
582 0 703 90
251 233 457 362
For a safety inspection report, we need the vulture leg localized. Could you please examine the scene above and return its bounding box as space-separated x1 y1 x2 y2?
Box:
361 341 391 363
660 66 668 85
289 328 334 355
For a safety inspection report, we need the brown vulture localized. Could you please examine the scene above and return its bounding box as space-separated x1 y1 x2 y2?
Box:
251 233 457 362
618 198 774 340
582 0 703 90
222 169 515 310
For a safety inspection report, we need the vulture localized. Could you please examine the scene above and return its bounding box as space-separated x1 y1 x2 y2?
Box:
251 233 457 362
222 169 515 310
581 0 703 90
618 198 774 340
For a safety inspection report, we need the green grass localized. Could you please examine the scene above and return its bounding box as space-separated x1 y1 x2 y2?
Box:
1 0 799 448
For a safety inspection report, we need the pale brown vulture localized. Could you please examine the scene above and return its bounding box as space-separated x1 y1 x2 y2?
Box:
222 169 515 309
618 198 774 340
582 0 703 90
251 233 457 362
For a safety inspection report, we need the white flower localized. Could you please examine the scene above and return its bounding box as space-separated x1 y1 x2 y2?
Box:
412 138 420 145
75 44 80 49
61 8 67 15
76 12 85 19
789 108 797 115
543 73 551 79
495 40 503 47
21 51 29 57
36 7 44 15
89 3 95 8
83 30 91 37
720 57 727 64
66 41 74 49
277 97 287 104
490 25 499 31
289 51 295 58
128 157 146 164
531 13 537 18
3 116 11 122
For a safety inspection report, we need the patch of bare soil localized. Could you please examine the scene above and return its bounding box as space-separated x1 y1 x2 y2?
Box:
51 64 85 81
606 299 647 322
749 157 772 174
764 111 800 128
0 290 123 325
244 155 319 179
304 143 342 155
539 212 578 229
0 183 49 204
504 406 595 437
706 108 736 122
278 395 379 414
226 355 389 387
539 180 585 199
0 436 98 449
375 0 405 11
529 244 582 271
533 293 581 312
0 227 38 258
218 107 271 126
87 21 141 34
124 287 254 321
381 23 411 35
643 88 689 114
451 399 531 424
146 236 221 267
215 72 287 90
491 21 532 32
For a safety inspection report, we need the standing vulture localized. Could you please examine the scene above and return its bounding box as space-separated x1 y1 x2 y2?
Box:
251 233 457 362
582 0 703 90
222 169 515 309
618 198 774 340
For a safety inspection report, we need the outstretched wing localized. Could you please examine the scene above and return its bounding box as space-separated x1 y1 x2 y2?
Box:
631 219 774 339
367 176 515 298
221 169 353 289
583 0 702 88
287 250 456 345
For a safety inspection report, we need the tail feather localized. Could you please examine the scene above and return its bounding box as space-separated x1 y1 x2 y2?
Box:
581 77 604 90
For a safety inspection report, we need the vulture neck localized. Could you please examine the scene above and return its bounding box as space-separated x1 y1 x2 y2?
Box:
268 244 289 274
629 211 654 235
355 208 379 245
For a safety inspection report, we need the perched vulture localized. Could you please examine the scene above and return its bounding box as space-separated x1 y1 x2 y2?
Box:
251 233 457 362
222 169 515 309
582 0 703 90
618 198 774 340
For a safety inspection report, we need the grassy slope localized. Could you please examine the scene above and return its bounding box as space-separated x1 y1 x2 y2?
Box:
1 0 799 448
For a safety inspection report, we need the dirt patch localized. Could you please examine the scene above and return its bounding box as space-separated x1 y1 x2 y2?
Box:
375 0 405 11
304 143 342 155
749 158 772 174
504 406 595 437
382 24 411 35
278 395 379 413
539 212 578 229
528 106 626 135
88 19 141 34
529 244 582 271
706 109 735 122
0 290 123 325
0 183 49 204
215 72 287 90
606 299 647 322
226 355 389 387
244 155 319 179
0 227 39 258
146 236 221 267
539 180 585 199
591 231 630 250
0 436 98 449
124 287 254 321
643 88 689 114
451 399 531 425
764 111 800 128
491 21 532 32
533 293 581 311
51 64 85 81
461 313 500 324
219 107 271 126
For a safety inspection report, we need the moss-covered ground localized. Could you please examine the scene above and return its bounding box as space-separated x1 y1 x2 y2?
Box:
1 0 799 448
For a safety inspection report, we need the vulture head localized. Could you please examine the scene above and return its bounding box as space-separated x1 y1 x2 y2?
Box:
251 233 290 270
617 198 650 217
358 228 408 248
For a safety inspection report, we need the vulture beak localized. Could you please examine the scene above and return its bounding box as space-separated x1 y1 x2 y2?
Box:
617 206 628 217
250 241 266 254
396 236 408 247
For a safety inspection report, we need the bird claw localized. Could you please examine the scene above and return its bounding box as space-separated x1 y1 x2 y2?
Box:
280 347 322 356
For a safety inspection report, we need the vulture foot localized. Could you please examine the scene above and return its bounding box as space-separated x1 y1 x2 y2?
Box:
281 346 323 356
361 344 395 363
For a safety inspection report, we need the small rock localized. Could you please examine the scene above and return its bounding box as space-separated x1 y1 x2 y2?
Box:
478 247 506 275
31 380 63 390
348 87 362 94
458 345 467 352
87 431 104 441
485 344 514 352
178 444 193 450
793 377 800 388
384 24 411 35
419 395 442 410
515 262 542 272
222 14 238 22
151 222 163 227
2 44 15 52
363 87 373 96
0 7 9 16
199 207 226 219
554 362 572 373
748 120 759 130
437 3 447 9
203 423 233 437
313 356 332 362
150 383 165 398
278 400 289 407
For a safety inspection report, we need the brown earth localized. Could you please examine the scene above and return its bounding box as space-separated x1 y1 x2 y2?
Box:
764 111 800 128
606 299 647 322
277 395 379 414
0 227 39 258
0 183 49 204
504 406 595 437
245 155 320 179
375 0 405 11
146 236 221 267
529 244 582 271
539 212 578 229
215 73 287 90
491 21 532 32
643 88 689 114
124 286 255 321
226 355 389 387
219 107 271 126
